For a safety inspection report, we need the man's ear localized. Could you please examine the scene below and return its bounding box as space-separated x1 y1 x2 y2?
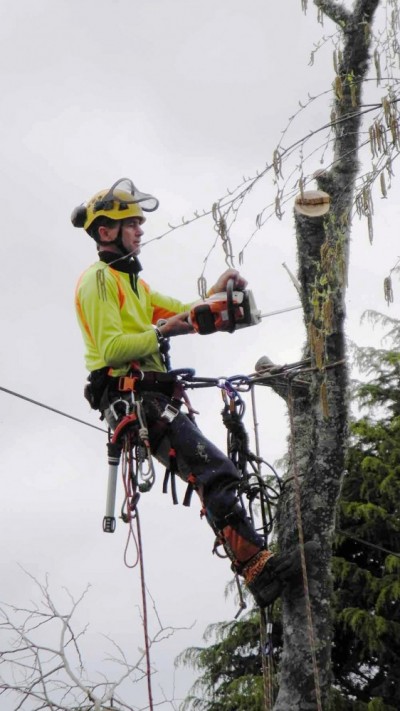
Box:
98 224 118 243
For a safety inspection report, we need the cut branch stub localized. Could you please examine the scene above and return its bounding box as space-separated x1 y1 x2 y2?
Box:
294 190 331 217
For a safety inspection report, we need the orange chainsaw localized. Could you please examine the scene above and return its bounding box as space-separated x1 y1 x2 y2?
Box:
189 278 262 335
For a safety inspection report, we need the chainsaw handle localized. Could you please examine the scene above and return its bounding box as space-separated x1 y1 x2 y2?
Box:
226 278 236 333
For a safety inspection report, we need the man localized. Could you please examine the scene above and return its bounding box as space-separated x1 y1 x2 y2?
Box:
72 177 306 608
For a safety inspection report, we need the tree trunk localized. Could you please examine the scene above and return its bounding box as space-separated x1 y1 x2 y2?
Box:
272 1 380 708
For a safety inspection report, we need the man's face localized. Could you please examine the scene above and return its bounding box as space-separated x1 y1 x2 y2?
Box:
97 217 144 255
120 217 144 256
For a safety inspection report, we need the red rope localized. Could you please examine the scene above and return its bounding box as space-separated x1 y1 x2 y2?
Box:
135 510 154 711
120 437 154 711
121 444 140 568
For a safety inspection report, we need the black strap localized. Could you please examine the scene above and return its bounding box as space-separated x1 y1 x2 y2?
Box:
183 482 195 507
162 449 179 505
163 469 179 505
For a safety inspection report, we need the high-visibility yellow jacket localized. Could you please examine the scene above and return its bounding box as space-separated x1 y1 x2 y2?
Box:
75 254 192 376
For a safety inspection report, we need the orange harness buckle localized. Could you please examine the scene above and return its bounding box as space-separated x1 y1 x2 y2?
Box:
118 376 138 392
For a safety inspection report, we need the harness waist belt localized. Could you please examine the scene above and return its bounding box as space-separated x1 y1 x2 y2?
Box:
117 368 195 396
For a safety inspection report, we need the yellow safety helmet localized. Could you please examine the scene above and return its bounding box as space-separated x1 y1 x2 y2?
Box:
71 178 159 233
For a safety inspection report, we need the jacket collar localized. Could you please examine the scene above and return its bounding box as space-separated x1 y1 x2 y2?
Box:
98 250 142 275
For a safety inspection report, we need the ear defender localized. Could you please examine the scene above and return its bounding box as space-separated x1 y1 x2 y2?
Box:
71 204 88 228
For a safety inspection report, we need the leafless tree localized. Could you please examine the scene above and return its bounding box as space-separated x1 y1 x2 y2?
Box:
0 571 181 711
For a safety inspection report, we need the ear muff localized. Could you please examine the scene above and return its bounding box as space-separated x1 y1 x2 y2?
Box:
71 204 88 228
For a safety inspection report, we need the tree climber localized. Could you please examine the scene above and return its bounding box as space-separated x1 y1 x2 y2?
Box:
71 177 306 608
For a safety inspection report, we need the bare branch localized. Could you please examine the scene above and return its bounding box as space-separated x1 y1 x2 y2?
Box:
0 572 185 711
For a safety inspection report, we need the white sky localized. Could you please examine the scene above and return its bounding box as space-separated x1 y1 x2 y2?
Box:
0 1 399 708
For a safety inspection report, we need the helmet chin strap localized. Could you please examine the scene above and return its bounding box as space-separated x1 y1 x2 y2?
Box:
112 223 129 256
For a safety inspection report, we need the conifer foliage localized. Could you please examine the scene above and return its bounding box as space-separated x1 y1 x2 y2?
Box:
332 343 400 709
178 611 281 710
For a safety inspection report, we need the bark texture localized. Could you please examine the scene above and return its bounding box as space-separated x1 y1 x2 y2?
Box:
272 1 380 709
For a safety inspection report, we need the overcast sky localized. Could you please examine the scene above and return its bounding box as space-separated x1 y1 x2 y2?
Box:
0 1 399 708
